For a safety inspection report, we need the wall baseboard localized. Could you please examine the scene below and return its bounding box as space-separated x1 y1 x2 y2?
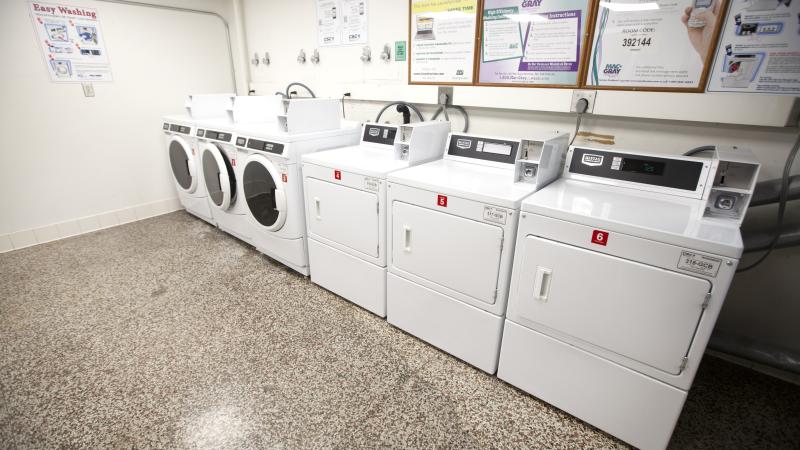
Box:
0 198 182 254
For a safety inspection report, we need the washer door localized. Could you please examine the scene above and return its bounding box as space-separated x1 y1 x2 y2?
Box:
201 142 236 210
168 135 197 193
243 154 287 232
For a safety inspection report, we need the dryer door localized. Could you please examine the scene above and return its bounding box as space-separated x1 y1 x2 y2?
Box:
202 142 236 211
242 154 287 232
391 201 504 305
306 177 379 258
168 135 197 193
512 235 711 375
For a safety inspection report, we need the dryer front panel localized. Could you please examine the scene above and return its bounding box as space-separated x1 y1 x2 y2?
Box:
511 235 711 375
306 178 379 258
391 201 504 305
168 136 196 193
202 143 236 210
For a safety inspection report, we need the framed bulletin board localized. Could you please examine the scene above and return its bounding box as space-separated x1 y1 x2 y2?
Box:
408 0 480 85
585 0 728 92
477 0 594 87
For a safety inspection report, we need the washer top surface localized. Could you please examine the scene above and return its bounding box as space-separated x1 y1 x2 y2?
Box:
524 178 743 258
302 144 409 178
388 159 540 209
234 120 361 143
194 117 237 133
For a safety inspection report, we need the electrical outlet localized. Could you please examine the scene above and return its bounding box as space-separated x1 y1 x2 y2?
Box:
570 89 596 113
438 86 453 105
82 82 95 97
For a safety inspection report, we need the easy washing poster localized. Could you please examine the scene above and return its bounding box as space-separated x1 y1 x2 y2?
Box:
587 0 723 89
410 0 479 84
479 0 591 85
29 1 112 82
707 0 800 94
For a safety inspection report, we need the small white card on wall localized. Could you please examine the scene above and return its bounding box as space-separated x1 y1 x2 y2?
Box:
316 0 368 47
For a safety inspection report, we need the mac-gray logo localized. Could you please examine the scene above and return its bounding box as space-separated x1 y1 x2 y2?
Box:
581 154 604 166
368 128 380 137
456 139 472 149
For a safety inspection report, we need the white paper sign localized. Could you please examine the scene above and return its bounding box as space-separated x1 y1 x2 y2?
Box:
410 0 478 83
707 0 800 94
316 0 368 47
29 1 112 82
586 0 721 89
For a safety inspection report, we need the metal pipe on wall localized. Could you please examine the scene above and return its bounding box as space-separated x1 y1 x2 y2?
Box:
94 0 239 92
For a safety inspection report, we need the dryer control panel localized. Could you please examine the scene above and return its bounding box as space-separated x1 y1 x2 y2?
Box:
196 129 232 142
164 123 191 135
565 145 760 224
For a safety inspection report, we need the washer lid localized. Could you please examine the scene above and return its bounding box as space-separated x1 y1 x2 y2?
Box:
168 136 197 193
522 178 743 258
242 155 286 231
387 159 539 209
202 143 236 210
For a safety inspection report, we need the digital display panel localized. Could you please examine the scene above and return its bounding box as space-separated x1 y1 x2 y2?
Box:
621 158 665 176
482 142 512 156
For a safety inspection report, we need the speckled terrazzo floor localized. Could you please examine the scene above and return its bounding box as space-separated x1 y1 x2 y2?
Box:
1 212 799 449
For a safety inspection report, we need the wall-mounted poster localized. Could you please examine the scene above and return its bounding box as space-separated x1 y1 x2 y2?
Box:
586 0 727 91
409 0 479 84
707 0 799 94
478 0 593 87
29 1 112 82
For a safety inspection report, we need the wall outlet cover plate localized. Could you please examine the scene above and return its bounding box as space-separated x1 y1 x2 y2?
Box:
571 90 596 113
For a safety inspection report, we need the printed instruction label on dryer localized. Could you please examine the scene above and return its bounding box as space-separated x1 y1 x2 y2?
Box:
364 176 379 192
482 206 507 225
677 251 721 277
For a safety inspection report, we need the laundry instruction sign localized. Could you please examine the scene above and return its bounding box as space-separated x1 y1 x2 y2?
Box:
29 1 112 82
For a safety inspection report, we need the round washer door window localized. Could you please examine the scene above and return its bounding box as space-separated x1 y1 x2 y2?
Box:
201 143 236 210
168 136 197 193
243 155 287 231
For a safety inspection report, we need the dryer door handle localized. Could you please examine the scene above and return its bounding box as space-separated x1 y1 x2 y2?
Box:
403 225 412 253
314 197 321 220
533 266 553 302
187 158 195 177
274 188 287 212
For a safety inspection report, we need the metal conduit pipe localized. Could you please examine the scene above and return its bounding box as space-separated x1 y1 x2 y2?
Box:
95 0 238 91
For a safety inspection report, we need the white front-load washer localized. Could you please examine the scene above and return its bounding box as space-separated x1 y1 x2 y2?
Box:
385 132 569 373
196 119 253 244
301 121 451 316
162 115 215 225
498 146 760 450
234 121 361 275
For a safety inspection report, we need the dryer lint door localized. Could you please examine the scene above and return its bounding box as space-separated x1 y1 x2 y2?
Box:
512 235 711 375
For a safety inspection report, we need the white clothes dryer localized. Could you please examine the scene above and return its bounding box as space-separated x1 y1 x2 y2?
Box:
162 115 214 225
235 121 361 275
385 132 569 373
301 121 451 316
498 146 760 450
196 119 252 244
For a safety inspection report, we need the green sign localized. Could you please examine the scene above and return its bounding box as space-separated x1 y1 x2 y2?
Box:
395 41 407 62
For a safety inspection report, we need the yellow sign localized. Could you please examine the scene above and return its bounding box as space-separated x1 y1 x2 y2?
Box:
411 0 477 14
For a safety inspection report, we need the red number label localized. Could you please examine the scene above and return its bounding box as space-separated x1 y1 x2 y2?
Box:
334 170 341 180
591 230 609 246
437 195 448 207
231 159 236 167
281 174 288 183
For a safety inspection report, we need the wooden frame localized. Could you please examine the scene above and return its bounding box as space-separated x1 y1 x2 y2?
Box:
475 0 597 89
581 0 730 92
408 0 481 86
